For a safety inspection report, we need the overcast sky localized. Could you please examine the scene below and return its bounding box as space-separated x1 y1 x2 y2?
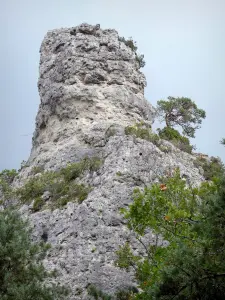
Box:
1 0 225 171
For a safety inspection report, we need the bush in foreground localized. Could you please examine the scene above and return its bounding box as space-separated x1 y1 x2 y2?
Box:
0 209 68 300
115 170 225 299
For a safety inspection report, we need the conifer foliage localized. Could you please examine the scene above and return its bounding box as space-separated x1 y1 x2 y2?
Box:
0 209 68 300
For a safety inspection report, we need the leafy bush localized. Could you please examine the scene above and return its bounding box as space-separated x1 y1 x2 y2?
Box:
125 123 160 146
31 165 45 175
135 54 145 68
32 197 45 212
0 209 68 299
158 127 193 153
87 284 112 300
118 36 145 69
0 169 18 205
16 157 102 211
87 284 135 300
158 145 171 153
118 36 137 52
16 171 58 204
115 170 225 299
60 157 102 182
0 168 18 184
194 156 225 181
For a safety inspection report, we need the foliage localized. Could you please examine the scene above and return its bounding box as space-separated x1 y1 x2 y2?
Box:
0 169 18 184
60 157 102 182
194 156 225 181
157 97 206 138
125 123 160 147
118 36 145 69
158 145 171 154
0 169 18 206
16 157 102 211
0 209 68 299
19 160 29 171
87 284 135 300
115 170 225 299
157 127 194 154
220 138 225 145
31 165 45 175
135 54 145 68
32 197 45 212
118 36 138 52
87 284 112 300
116 171 122 176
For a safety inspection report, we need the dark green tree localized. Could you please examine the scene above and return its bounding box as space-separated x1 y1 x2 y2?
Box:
0 209 68 300
157 97 206 138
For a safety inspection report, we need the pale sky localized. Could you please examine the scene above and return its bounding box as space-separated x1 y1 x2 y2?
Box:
1 0 225 171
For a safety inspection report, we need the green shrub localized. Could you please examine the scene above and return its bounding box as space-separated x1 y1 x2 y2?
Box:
0 209 68 299
0 168 18 184
16 157 101 211
87 284 112 300
116 171 225 299
118 36 137 52
125 123 160 146
32 197 45 212
31 165 45 175
19 160 29 171
118 36 145 69
60 163 84 182
158 127 193 153
60 157 102 182
87 284 135 300
194 156 225 180
16 171 58 204
0 169 18 204
55 183 91 207
115 290 134 300
158 145 171 153
135 53 145 68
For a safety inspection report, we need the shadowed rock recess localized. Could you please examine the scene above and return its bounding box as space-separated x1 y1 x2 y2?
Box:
18 24 204 299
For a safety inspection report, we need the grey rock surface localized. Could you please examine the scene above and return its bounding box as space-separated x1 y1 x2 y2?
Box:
18 23 155 180
16 24 204 299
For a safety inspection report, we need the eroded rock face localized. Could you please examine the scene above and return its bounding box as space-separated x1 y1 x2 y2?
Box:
25 23 155 174
17 24 204 299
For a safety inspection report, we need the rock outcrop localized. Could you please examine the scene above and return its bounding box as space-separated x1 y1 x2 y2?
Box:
26 23 155 173
17 24 204 299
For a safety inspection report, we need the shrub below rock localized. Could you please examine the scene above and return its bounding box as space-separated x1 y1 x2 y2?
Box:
158 127 194 153
125 123 160 146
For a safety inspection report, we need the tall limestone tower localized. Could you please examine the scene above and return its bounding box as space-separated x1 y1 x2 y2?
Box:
29 23 155 170
19 24 203 299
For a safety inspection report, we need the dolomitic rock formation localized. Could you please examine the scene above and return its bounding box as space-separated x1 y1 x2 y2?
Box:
27 22 155 172
17 24 204 299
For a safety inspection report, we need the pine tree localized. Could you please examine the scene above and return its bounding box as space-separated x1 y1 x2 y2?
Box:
0 209 68 300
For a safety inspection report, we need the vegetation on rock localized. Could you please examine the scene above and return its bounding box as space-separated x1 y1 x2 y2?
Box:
125 122 160 147
115 168 225 299
0 169 17 206
157 127 194 154
220 138 225 145
193 156 225 181
16 157 102 211
157 97 206 138
0 209 68 299
118 36 145 68
87 284 137 300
